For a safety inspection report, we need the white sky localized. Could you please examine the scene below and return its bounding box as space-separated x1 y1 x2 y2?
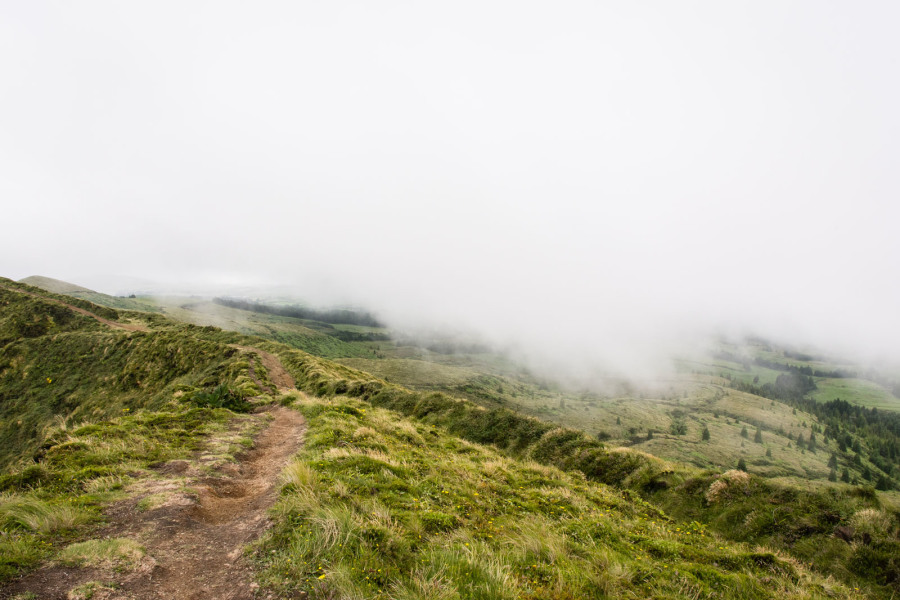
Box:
2 1 899 372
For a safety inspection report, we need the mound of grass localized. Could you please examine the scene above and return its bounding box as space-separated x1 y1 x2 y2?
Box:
66 581 121 600
0 495 90 533
56 538 145 570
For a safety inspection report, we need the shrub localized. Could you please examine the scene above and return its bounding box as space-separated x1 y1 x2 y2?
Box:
187 384 251 413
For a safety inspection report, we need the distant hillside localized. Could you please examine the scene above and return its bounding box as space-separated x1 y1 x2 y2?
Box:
19 275 162 312
18 275 94 294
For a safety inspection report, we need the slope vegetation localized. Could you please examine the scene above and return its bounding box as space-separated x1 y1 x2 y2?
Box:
0 277 898 598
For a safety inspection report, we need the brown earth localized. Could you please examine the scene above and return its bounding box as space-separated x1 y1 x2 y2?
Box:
1 350 305 600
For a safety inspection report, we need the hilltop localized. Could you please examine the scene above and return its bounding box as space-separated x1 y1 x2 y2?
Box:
1 277 898 598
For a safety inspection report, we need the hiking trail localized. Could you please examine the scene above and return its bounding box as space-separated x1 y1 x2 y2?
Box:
1 347 306 600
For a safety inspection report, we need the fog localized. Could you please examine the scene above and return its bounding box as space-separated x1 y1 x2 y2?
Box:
2 2 899 376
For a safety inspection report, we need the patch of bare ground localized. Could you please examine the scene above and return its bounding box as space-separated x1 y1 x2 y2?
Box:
1 348 305 600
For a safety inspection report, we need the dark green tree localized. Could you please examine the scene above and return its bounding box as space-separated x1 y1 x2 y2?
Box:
841 468 850 483
701 426 710 441
754 428 763 443
737 458 748 472
670 419 688 436
828 468 837 482
741 426 749 439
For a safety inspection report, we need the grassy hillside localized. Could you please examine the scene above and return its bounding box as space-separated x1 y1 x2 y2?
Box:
257 391 872 599
2 277 899 596
0 279 266 469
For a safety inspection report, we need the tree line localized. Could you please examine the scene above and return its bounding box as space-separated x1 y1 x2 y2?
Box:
213 297 385 329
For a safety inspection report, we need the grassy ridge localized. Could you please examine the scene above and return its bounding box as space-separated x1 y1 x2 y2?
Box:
0 281 266 469
18 275 162 313
0 279 119 323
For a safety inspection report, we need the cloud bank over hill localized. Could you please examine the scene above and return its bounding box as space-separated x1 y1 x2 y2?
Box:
2 2 899 374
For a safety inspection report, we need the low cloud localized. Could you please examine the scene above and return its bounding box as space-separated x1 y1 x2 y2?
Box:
2 1 899 378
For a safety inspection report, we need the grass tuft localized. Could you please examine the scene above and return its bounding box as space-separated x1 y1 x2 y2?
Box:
56 538 145 570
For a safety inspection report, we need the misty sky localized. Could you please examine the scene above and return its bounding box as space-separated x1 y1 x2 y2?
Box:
2 2 899 372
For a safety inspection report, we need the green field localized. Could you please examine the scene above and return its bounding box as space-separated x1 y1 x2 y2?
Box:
813 378 900 410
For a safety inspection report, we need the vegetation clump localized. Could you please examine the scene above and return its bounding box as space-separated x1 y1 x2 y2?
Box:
186 384 252 413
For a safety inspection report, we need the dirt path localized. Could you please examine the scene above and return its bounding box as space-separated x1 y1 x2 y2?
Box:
229 345 295 390
1 349 304 600
122 405 306 600
0 284 149 332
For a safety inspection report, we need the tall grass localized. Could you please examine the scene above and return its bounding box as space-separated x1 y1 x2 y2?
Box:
253 395 867 599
